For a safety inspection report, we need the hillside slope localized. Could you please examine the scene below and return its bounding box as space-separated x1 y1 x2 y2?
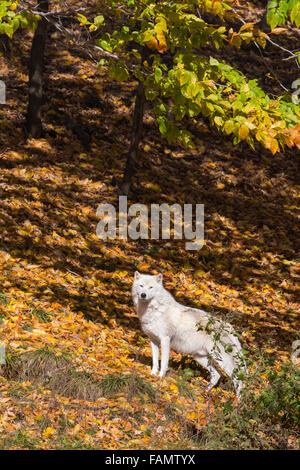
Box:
0 2 299 449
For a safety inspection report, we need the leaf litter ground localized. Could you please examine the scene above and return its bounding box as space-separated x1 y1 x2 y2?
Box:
0 0 299 449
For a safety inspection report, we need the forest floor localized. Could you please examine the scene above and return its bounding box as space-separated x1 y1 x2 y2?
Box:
0 0 299 450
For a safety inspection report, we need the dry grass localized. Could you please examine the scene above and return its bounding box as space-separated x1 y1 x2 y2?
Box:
4 347 156 402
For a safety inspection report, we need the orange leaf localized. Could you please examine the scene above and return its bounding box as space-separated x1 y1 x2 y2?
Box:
156 31 167 53
146 36 159 51
270 138 279 155
289 124 300 149
239 124 249 140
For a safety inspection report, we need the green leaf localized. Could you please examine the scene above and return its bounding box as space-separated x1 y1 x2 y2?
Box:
100 39 113 52
108 63 129 81
157 116 167 134
224 120 235 135
209 57 219 66
77 13 89 25
154 67 162 83
214 116 223 126
94 15 104 27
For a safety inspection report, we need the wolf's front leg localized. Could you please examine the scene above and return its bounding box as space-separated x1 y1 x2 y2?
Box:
159 337 170 377
150 340 159 375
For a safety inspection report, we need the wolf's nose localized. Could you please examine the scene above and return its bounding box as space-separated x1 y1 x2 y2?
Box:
141 293 146 299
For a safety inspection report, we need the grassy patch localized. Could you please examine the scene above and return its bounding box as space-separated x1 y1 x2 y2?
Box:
4 347 103 401
0 292 9 305
4 347 156 403
49 368 103 401
175 368 196 399
31 308 53 323
52 435 101 450
5 347 71 383
100 372 156 401
0 430 40 450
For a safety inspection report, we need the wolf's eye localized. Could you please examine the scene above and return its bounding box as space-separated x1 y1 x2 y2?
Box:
140 285 143 288
149 286 153 289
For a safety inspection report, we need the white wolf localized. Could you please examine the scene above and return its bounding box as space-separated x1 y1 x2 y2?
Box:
132 272 246 399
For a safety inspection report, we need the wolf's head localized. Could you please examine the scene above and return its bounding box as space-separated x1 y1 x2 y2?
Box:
132 271 163 302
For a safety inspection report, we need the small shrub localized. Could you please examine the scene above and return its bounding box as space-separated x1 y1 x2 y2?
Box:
199 359 300 450
256 362 300 426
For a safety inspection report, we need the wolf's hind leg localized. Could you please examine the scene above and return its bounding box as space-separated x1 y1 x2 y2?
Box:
233 376 242 400
194 355 221 391
215 353 235 378
215 353 244 399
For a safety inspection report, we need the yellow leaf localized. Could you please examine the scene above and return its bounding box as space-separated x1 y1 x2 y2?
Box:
146 36 159 51
69 424 81 435
170 383 179 393
43 427 56 438
194 270 206 277
239 124 249 140
138 262 151 271
153 23 168 53
157 31 167 53
270 138 279 155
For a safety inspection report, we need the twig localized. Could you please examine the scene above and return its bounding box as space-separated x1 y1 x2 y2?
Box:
232 7 299 91
282 53 300 61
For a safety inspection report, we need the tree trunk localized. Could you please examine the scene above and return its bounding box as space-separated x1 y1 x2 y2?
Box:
258 0 271 31
26 1 49 138
0 35 11 58
119 79 145 196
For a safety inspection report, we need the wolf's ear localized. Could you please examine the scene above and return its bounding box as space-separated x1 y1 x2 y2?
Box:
156 273 163 283
134 271 140 280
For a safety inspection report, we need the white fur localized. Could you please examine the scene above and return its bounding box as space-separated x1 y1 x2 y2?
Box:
291 340 300 366
132 272 246 399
